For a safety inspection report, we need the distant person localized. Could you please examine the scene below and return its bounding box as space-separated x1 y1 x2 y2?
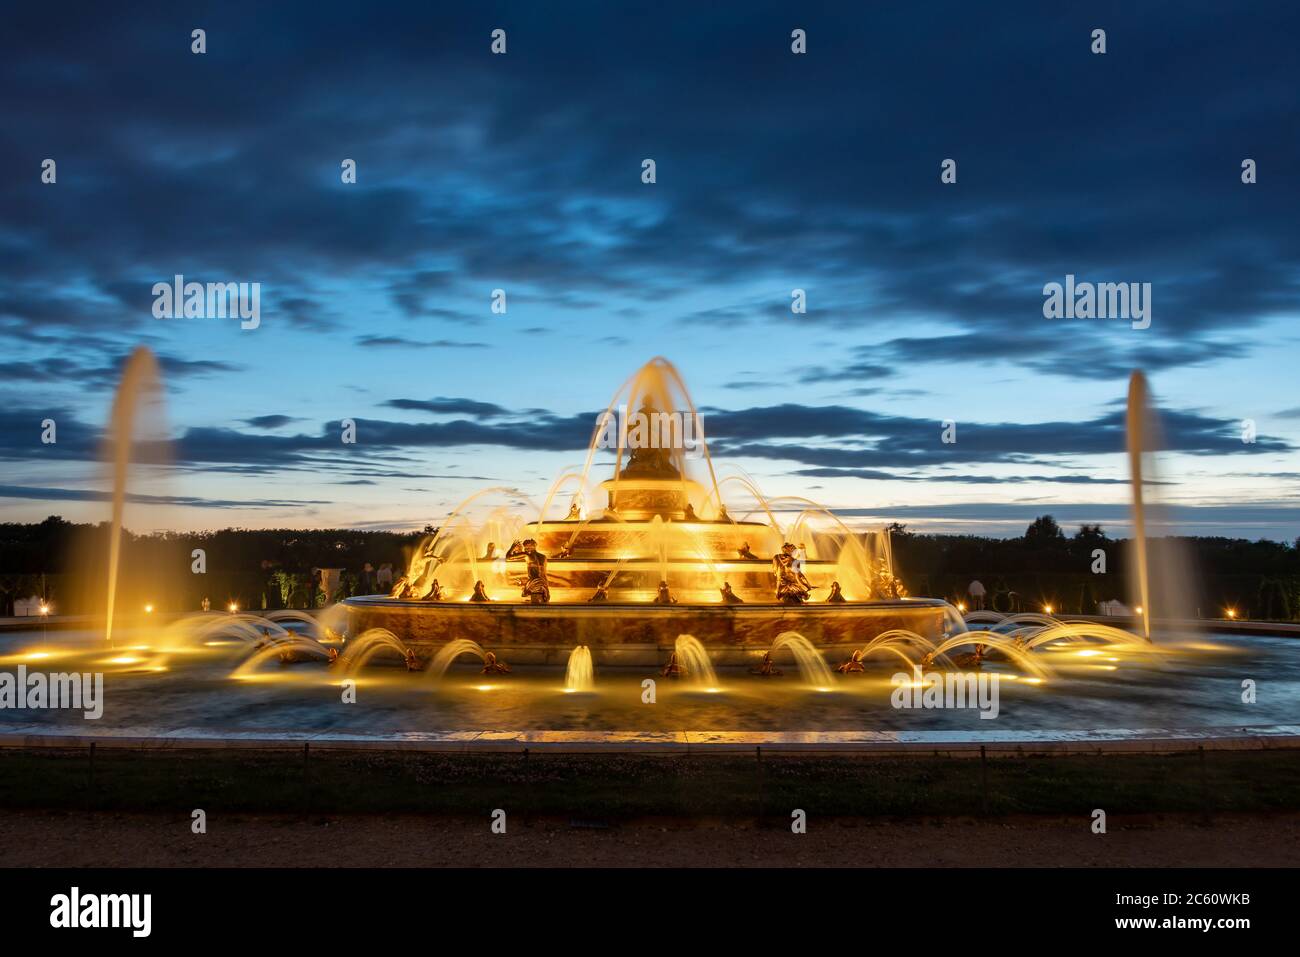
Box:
201 597 210 612
376 563 394 590
361 562 376 593
967 579 986 610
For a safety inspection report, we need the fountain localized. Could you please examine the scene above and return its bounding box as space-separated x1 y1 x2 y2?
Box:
564 645 594 692
343 357 947 667
103 346 164 647
1124 370 1197 642
768 631 836 687
668 634 719 688
426 638 493 680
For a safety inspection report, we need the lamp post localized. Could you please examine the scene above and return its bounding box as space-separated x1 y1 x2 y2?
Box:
39 602 49 642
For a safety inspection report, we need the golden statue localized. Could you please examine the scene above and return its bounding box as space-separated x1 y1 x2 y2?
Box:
505 539 550 603
826 581 847 603
720 582 744 604
749 651 782 676
835 649 866 673
661 651 686 678
653 580 677 604
469 580 491 602
772 543 813 604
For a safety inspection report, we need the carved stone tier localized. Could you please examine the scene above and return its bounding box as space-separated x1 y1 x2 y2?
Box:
343 596 947 667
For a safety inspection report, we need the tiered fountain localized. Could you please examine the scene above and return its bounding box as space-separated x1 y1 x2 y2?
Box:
343 357 946 666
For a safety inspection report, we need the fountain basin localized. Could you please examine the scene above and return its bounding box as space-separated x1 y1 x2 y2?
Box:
342 595 946 666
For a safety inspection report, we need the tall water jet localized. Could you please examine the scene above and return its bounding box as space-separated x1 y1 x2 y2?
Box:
564 645 594 692
769 632 835 687
1126 371 1153 640
103 346 164 647
1125 371 1198 642
672 634 718 688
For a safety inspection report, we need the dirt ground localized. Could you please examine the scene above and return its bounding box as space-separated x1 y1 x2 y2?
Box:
1 809 1297 867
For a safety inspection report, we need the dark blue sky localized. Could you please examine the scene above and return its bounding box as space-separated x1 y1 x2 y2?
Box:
2 1 1298 537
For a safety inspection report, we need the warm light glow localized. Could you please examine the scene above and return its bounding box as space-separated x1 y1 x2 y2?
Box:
956 601 966 612
228 603 239 613
1225 608 1237 619
1135 605 1143 615
106 655 143 666
39 604 50 616
26 651 52 661
144 604 154 613
1042 604 1053 615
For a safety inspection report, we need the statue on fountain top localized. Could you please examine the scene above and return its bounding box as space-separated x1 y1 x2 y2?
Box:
481 542 497 561
621 408 682 479
654 580 678 604
505 539 551 603
470 580 492 602
720 582 744 604
737 542 759 561
826 581 847 603
566 501 581 520
588 583 610 603
423 579 443 602
773 542 813 604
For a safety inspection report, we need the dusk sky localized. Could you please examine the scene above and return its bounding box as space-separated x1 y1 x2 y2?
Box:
3 1 1298 539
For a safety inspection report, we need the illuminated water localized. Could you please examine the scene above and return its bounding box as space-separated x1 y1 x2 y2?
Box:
1 624 1294 736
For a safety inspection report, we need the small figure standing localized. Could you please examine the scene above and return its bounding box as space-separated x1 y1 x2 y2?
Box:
737 542 757 560
720 582 744 604
826 581 847 603
469 580 492 602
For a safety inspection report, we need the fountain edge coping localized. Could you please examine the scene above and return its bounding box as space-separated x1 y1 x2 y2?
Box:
0 725 1298 756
